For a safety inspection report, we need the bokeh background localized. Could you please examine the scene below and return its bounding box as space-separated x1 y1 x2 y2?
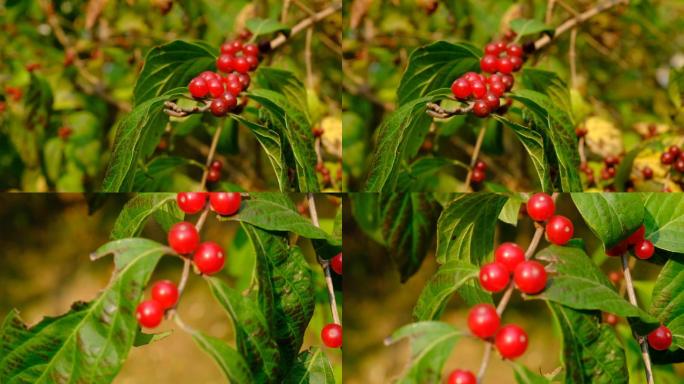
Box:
0 193 342 383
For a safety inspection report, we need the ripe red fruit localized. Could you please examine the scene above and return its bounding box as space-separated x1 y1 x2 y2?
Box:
479 262 510 292
495 324 528 359
233 57 250 73
188 77 209 98
136 300 164 328
642 166 653 180
207 79 224 98
194 241 226 275
495 242 525 273
447 369 476 384
451 78 471 99
177 192 207 214
238 73 251 88
226 81 243 96
546 215 574 245
484 43 501 55
501 74 514 90
168 222 200 254
216 54 234 73
634 239 655 259
210 192 242 216
463 72 480 82
221 92 238 110
480 54 498 73
509 55 523 71
483 92 500 110
661 151 675 165
330 253 342 275
230 41 243 52
210 97 229 117
244 44 259 56
489 81 506 97
245 54 259 70
626 225 645 245
604 313 618 326
475 160 487 171
200 71 220 82
151 280 179 309
321 323 342 348
675 159 684 173
526 193 555 221
497 57 514 74
647 325 672 351
472 100 490 118
206 168 221 182
210 160 222 171
608 271 621 284
220 42 239 55
467 303 500 338
507 44 523 57
470 81 487 99
471 168 486 183
514 260 547 294
668 145 681 157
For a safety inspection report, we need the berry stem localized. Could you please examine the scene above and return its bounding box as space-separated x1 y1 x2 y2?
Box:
269 3 342 51
199 123 224 191
426 101 474 119
307 193 341 325
163 100 211 117
463 123 488 192
621 253 655 384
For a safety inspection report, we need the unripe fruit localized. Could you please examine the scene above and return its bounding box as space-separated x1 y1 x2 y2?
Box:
330 253 342 275
479 262 510 292
634 239 654 260
451 78 471 99
177 192 207 214
526 193 555 221
151 280 179 309
494 242 525 273
546 215 574 245
321 323 342 348
495 324 528 359
480 54 498 73
136 300 164 328
216 54 234 73
514 260 547 294
194 241 226 275
233 57 250 73
210 192 242 216
210 97 229 117
647 325 672 351
168 222 200 254
188 77 209 98
467 303 500 338
446 369 476 384
472 100 490 118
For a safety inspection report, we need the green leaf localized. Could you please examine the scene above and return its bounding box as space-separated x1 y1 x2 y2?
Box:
43 137 64 183
111 193 183 239
535 245 659 331
548 303 628 384
332 206 342 243
231 115 285 190
413 260 480 320
649 258 684 349
133 329 172 347
435 193 509 264
0 239 166 383
613 142 653 192
521 68 572 116
499 194 523 226
571 194 644 249
510 19 554 37
133 156 199 191
381 193 441 282
133 40 216 106
284 347 335 384
191 332 254 384
644 193 684 253
256 68 310 123
396 157 465 192
246 18 291 37
513 363 553 384
386 321 461 384
668 67 683 110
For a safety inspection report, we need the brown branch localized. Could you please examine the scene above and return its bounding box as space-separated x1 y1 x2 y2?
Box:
269 3 341 51
462 123 488 192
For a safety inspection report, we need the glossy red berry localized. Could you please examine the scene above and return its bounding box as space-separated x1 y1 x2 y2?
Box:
221 42 239 55
661 151 675 165
489 81 506 97
475 160 487 171
604 313 618 326
467 303 500 338
207 78 225 98
168 222 200 254
451 78 471 99
221 92 238 110
634 239 655 260
188 77 209 98
210 160 222 171
608 271 621 284
471 168 486 183
501 74 514 90
497 57 513 74
136 300 164 328
245 54 259 70
494 242 525 273
177 192 207 214
514 260 547 294
526 193 555 221
642 166 653 180
446 369 476 384
233 57 250 74
330 253 342 275
244 44 259 56
472 100 490 118
546 215 574 245
626 225 645 245
479 262 510 292
507 44 523 57
667 145 681 157
238 73 251 88
509 55 523 71
226 81 243 96
199 71 220 82
484 43 501 55
210 97 229 117
210 192 242 216
480 54 498 73
321 323 342 348
216 54 234 73
151 280 179 309
206 168 220 182
675 159 684 173
495 324 528 359
483 92 500 110
194 241 226 275
647 325 672 351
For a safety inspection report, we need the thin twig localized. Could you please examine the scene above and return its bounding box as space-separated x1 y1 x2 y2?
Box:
545 0 556 24
199 123 224 191
269 3 341 51
462 123 488 192
163 100 211 117
426 101 474 119
569 28 578 88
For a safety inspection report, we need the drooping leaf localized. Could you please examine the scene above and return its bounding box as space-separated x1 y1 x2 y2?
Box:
644 193 684 253
498 194 523 226
110 193 183 239
133 329 172 347
571 193 644 249
256 68 310 123
413 260 481 320
284 347 335 384
191 331 254 384
231 115 285 190
649 258 684 349
509 19 554 37
246 18 291 38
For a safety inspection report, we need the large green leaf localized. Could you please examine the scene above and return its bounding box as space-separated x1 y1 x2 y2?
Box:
571 193 644 249
494 116 551 191
644 194 684 253
386 321 461 384
521 68 572 117
0 238 166 383
548 303 628 384
284 347 335 384
380 193 441 282
255 68 310 124
133 40 216 106
413 260 481 321
509 19 554 37
191 332 254 384
133 156 200 191
535 245 658 331
231 115 285 190
110 193 183 239
435 193 509 264
649 258 684 349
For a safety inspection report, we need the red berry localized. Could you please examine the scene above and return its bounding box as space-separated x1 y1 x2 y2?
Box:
207 79 224 98
226 81 243 96
210 98 229 117
642 166 653 180
479 262 510 292
463 72 480 82
177 192 207 214
220 42 239 55
200 71 220 82
494 242 525 273
604 156 620 166
480 54 498 73
207 168 221 182
675 159 684 173
321 323 342 348
136 300 164 328
497 57 514 74
238 73 251 88
470 81 487 99
495 42 506 52
467 303 500 338
489 81 506 97
604 313 618 326
245 54 259 70
233 57 250 73
168 222 200 254
472 100 490 118
495 324 528 359
634 239 654 260
446 369 476 384
210 192 242 216
507 44 523 57
647 325 672 351
471 168 486 183
194 241 226 275
451 78 471 99
475 160 487 171
546 215 574 245
244 44 259 56
483 92 500 110
487 74 502 84
484 43 501 55
221 92 238 110
514 260 547 294
501 74 514 90
216 54 234 73
509 55 523 71
609 272 621 284
188 77 209 98
526 193 555 221
330 253 342 275
151 280 179 309
667 145 681 157
626 225 645 245
230 40 243 53
210 160 222 171
661 152 675 165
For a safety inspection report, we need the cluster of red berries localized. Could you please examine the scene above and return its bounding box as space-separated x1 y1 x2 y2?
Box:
605 224 654 260
660 145 684 173
206 160 223 183
136 280 179 328
321 252 343 348
187 40 260 117
450 41 524 118
470 160 487 185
